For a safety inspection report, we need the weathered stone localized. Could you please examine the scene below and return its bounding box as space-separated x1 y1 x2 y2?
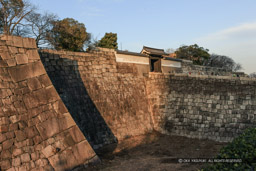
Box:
1 159 11 170
12 36 23 47
42 145 55 158
38 74 52 87
36 117 60 140
12 157 21 166
0 51 11 59
68 126 85 143
1 150 11 159
25 126 39 138
0 125 8 133
8 61 46 82
21 153 31 163
23 37 36 48
26 49 40 59
12 148 23 156
16 54 28 64
27 77 42 90
15 130 27 141
0 134 6 143
6 59 17 66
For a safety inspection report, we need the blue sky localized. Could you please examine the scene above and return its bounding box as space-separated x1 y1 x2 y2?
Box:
30 0 256 74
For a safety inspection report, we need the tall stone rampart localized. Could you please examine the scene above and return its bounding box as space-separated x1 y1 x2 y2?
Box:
39 49 153 148
0 36 97 171
146 72 256 142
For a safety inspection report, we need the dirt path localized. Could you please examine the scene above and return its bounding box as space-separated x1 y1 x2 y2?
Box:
85 133 227 171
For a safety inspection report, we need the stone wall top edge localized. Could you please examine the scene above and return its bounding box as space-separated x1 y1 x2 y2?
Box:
39 49 115 56
148 72 256 81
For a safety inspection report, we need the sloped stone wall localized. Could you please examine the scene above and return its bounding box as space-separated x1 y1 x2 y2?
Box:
147 73 256 142
0 36 97 171
39 49 153 148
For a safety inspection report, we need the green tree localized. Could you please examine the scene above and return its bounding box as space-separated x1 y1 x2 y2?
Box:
0 0 34 35
97 32 118 49
204 54 242 71
175 44 210 65
47 18 89 51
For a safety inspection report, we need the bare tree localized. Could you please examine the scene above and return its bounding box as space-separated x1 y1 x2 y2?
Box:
0 0 35 35
249 72 256 78
204 54 242 72
25 11 58 47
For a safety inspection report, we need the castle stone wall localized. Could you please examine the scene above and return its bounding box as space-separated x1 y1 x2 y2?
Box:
39 49 153 148
146 73 256 142
0 36 97 171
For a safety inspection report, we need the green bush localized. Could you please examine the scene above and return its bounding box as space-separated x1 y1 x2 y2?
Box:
201 127 256 171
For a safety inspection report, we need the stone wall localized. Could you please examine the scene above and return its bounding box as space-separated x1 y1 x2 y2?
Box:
146 72 256 142
0 36 97 171
180 60 232 76
39 49 153 148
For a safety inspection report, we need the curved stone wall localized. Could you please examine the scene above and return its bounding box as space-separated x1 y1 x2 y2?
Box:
0 36 97 171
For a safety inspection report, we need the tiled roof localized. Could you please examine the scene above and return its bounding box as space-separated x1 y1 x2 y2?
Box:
116 50 148 57
141 46 166 55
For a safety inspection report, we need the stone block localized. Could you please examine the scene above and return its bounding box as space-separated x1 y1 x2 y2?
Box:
3 139 13 150
59 114 76 130
42 145 56 158
8 47 18 54
0 125 8 133
36 117 60 140
12 148 23 156
72 140 96 164
1 159 11 170
0 134 7 143
16 54 28 64
27 77 42 90
52 100 68 114
15 130 27 141
38 74 52 87
12 36 23 47
8 61 46 82
26 49 40 59
1 149 11 159
48 148 78 171
21 153 31 163
23 38 37 49
68 126 85 143
0 51 11 59
25 126 39 138
6 59 17 66
12 157 21 166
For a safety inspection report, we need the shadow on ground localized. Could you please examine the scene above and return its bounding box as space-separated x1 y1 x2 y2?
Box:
85 132 227 171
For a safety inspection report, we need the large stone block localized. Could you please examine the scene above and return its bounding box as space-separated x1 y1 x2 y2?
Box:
27 77 42 90
8 61 46 82
23 38 37 49
68 126 85 143
36 117 60 140
26 49 40 60
16 54 28 64
72 140 96 164
48 147 82 171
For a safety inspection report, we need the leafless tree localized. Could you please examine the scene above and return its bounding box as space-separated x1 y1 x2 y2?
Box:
249 72 256 78
204 54 242 72
0 0 35 35
25 11 58 47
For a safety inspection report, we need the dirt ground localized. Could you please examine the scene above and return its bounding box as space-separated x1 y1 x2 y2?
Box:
85 132 228 171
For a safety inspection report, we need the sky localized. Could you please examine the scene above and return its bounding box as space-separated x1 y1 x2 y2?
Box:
30 0 256 74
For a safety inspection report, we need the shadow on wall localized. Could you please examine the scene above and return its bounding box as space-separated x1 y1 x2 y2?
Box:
39 52 117 151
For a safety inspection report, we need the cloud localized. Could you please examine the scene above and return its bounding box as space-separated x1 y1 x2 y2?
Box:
198 22 256 42
196 22 256 74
